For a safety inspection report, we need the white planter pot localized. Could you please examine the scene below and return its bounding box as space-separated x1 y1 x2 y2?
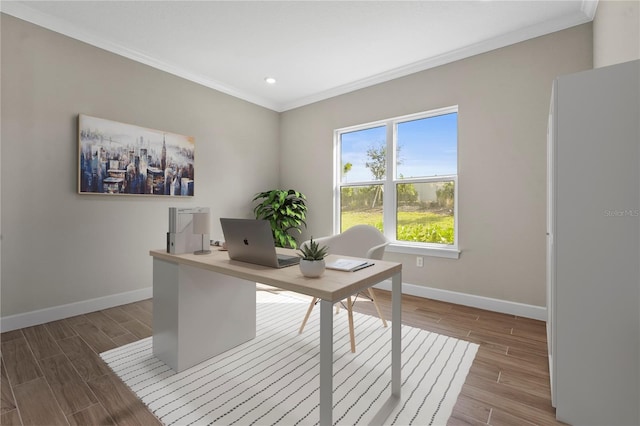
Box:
299 259 325 278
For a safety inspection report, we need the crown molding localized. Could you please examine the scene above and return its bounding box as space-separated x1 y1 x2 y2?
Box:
581 0 599 20
280 7 596 111
2 1 597 113
0 1 280 111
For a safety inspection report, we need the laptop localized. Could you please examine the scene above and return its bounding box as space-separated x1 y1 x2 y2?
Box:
220 218 300 268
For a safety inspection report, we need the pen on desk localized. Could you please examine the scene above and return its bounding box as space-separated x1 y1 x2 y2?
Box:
353 262 374 272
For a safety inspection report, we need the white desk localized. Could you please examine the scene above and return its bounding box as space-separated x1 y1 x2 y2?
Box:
150 248 402 426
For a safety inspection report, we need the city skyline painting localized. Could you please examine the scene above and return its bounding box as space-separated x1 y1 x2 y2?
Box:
78 114 195 196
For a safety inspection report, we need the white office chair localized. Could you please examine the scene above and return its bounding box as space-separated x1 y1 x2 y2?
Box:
298 225 389 352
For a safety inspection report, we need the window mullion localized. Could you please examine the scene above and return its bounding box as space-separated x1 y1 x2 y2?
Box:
383 122 395 241
333 130 341 234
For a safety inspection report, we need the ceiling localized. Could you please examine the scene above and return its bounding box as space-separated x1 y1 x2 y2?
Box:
1 1 597 112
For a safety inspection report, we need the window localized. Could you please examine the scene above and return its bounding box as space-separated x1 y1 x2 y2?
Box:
335 106 458 257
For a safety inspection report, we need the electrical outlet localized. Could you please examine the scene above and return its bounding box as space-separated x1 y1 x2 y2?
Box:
416 256 423 267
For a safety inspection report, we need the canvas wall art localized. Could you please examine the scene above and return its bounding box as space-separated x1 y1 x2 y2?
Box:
78 114 195 196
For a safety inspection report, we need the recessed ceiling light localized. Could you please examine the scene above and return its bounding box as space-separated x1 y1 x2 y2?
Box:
264 77 277 85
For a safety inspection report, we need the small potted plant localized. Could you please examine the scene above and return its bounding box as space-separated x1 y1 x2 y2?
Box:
298 237 328 278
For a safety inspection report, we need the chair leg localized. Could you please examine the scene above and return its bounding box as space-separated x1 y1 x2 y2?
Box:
347 296 356 353
299 297 317 334
367 288 388 328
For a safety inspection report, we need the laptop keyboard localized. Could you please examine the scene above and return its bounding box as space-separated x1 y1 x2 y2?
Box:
277 254 300 267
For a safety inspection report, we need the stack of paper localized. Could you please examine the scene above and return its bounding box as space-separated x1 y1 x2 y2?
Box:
326 258 374 272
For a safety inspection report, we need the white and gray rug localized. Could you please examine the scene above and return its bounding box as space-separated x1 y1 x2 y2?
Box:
101 291 478 425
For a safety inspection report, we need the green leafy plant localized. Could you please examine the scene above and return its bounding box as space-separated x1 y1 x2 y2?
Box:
252 189 308 249
298 238 328 261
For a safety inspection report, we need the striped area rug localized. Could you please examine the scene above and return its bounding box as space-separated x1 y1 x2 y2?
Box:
100 291 478 425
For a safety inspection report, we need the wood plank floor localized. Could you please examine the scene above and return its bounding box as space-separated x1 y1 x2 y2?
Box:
0 288 564 425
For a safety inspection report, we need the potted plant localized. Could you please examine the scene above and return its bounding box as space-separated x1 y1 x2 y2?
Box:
253 189 307 249
298 238 328 278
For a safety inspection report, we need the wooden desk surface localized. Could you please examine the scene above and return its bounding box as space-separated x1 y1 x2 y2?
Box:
150 248 401 303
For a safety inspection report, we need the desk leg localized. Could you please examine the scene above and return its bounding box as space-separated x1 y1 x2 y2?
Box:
392 271 402 396
365 274 404 426
319 299 333 426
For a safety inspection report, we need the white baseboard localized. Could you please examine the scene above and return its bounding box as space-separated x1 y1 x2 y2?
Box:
374 280 547 321
1 280 547 333
1 287 153 332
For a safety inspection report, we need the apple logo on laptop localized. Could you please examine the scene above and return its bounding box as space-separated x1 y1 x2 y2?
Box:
243 238 249 245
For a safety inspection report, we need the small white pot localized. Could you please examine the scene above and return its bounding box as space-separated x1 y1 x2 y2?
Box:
299 259 326 278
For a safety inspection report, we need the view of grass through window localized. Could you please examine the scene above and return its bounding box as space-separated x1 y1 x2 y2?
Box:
338 109 457 246
395 181 455 244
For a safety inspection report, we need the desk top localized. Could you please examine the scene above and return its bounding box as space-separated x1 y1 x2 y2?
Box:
150 248 401 303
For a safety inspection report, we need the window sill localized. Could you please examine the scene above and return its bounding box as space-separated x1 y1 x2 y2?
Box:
386 243 460 259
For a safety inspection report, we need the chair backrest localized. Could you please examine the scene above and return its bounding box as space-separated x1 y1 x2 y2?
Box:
310 225 389 260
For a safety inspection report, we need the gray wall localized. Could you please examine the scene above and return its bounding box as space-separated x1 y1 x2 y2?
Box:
593 0 640 68
279 24 593 308
0 13 596 319
1 14 280 317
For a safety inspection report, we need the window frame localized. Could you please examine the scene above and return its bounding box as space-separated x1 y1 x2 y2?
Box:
333 106 460 259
